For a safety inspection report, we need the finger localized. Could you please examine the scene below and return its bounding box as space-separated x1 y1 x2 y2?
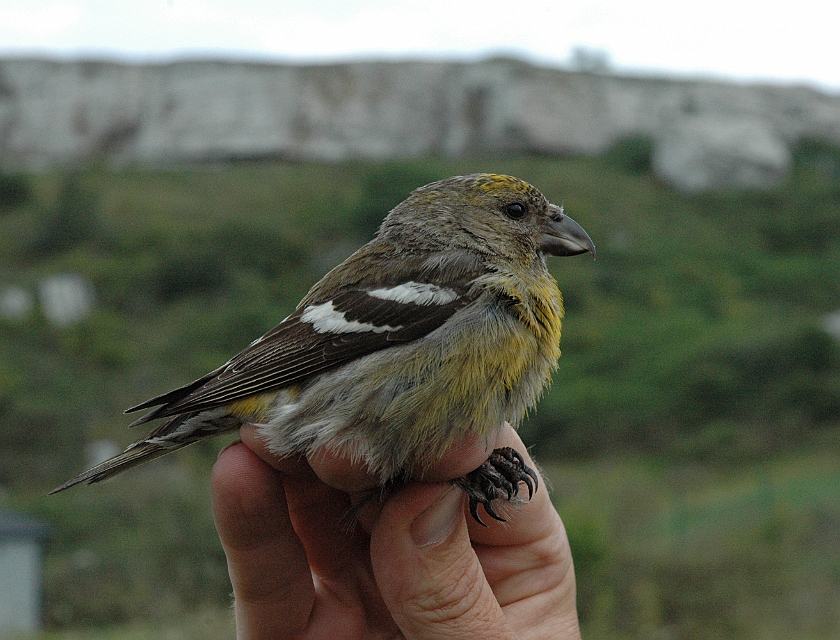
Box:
211 442 313 639
460 428 579 635
240 424 370 580
370 482 517 640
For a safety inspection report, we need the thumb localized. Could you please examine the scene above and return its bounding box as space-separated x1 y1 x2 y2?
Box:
370 483 517 640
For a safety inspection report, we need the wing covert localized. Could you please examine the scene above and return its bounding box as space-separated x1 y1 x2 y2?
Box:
125 282 475 425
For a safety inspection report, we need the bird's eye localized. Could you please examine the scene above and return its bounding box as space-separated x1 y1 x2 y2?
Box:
505 202 526 219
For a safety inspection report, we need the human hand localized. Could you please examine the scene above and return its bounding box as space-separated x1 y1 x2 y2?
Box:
211 423 581 639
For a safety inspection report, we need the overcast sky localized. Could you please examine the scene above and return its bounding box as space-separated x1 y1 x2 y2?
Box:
2 0 839 92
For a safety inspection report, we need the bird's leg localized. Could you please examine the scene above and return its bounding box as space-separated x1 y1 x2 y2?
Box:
453 447 539 526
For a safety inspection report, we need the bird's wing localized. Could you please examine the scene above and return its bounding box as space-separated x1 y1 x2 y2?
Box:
125 281 476 426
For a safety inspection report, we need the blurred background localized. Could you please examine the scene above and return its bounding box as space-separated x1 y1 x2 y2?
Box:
1 1 839 638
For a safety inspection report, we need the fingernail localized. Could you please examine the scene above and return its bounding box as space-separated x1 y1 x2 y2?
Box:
410 486 464 548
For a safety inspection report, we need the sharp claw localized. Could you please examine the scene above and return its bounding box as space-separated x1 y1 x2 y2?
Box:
523 466 539 498
520 473 534 500
483 500 507 523
469 498 487 527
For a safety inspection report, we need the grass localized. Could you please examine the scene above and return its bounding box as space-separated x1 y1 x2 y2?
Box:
548 443 840 639
31 607 235 640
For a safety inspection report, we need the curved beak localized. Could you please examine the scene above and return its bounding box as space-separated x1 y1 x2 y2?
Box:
539 205 596 258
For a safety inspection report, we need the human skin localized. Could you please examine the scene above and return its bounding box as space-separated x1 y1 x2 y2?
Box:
211 423 581 639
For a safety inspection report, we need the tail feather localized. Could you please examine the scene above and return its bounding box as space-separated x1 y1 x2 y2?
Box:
48 441 190 494
49 410 242 495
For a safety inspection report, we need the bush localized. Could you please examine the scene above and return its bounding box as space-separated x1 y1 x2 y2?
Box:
0 172 33 209
30 174 99 257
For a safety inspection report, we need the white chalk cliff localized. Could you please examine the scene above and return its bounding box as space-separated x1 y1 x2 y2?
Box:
1 58 838 192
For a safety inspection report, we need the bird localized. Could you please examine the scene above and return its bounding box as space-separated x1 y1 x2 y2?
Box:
51 173 595 524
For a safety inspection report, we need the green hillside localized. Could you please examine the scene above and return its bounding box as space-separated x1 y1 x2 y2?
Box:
1 140 839 637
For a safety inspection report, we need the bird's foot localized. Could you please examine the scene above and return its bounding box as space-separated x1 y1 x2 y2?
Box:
453 446 539 526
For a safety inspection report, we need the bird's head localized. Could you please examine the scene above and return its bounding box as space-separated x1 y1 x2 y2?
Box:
379 173 595 265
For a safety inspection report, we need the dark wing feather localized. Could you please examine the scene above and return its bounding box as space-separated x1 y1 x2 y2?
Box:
125 285 474 426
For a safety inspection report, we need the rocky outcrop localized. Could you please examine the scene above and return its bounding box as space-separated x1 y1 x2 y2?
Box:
1 57 838 191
